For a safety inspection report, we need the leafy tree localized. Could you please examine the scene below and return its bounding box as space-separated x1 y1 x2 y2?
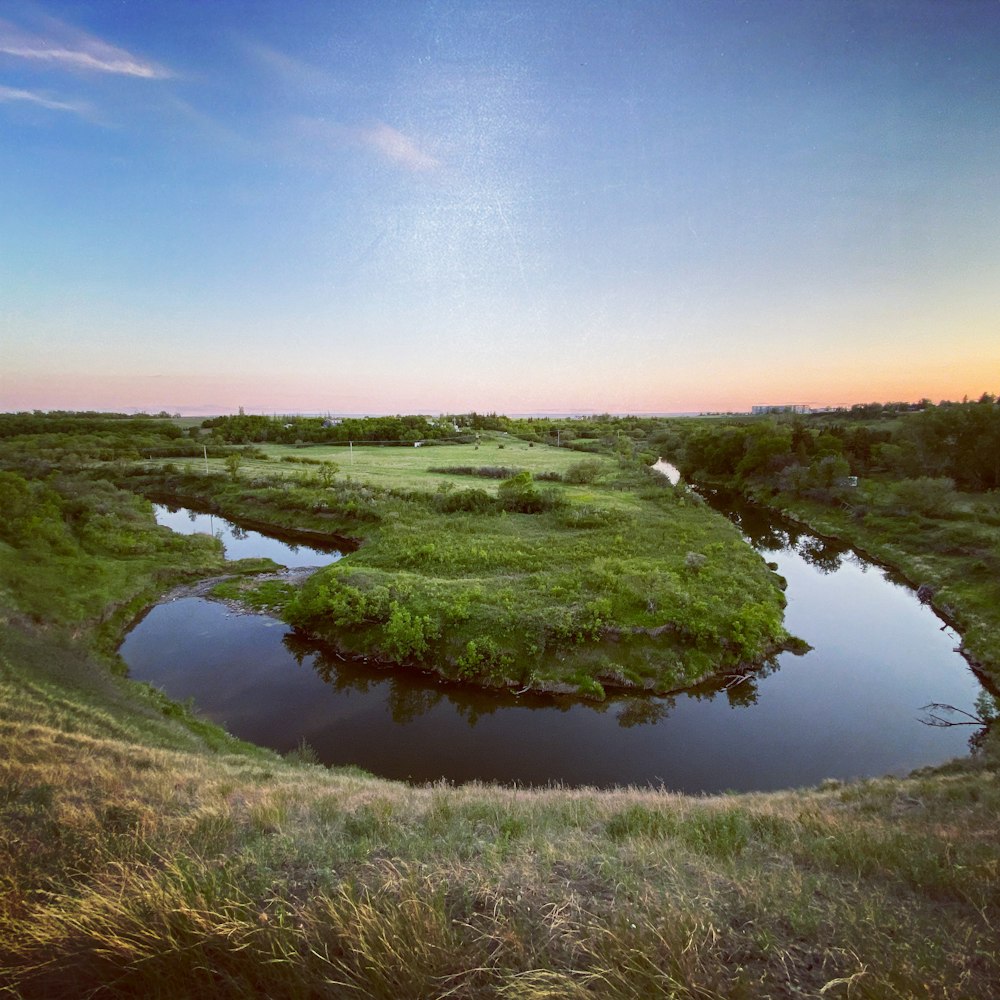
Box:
681 426 748 478
563 459 603 484
735 423 793 482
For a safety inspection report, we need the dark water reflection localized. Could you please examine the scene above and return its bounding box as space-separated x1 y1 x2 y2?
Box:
122 596 802 789
151 503 342 568
123 492 984 790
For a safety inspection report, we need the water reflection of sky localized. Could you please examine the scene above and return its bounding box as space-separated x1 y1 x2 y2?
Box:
123 505 984 792
152 504 341 568
130 496 986 791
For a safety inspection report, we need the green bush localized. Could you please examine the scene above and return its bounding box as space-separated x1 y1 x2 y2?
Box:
455 637 513 681
497 471 566 513
438 488 495 514
383 601 438 661
563 459 603 484
0 472 69 551
890 477 958 517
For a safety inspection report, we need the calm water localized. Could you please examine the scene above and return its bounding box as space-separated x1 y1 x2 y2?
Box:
123 500 985 791
152 503 342 568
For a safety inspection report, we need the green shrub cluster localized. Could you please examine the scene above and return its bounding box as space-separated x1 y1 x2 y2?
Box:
0 469 226 630
435 487 494 514
427 465 524 479
496 471 566 514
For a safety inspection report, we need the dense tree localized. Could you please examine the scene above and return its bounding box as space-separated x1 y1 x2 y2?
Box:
672 395 1000 501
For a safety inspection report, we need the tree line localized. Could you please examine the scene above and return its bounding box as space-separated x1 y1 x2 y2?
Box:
676 395 1000 498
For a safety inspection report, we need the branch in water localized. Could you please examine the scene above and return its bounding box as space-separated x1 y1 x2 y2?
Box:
918 703 985 728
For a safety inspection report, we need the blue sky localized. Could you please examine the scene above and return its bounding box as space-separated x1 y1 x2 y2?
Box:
2 0 998 414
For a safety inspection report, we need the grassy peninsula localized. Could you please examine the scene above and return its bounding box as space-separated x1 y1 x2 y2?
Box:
1 410 998 997
223 443 791 697
112 424 794 698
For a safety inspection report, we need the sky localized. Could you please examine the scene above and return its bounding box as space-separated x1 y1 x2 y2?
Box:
1 0 998 415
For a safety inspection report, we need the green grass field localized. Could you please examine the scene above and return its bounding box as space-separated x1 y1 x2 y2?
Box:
157 437 620 496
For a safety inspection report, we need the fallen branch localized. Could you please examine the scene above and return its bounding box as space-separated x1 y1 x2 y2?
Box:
918 702 986 728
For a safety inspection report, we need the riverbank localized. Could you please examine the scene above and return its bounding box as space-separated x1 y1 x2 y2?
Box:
667 403 1000 692
730 486 1000 690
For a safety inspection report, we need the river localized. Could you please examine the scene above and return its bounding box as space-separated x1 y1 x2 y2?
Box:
150 502 343 568
119 496 985 791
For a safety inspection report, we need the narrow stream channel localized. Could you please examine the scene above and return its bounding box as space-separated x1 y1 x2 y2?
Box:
120 498 986 791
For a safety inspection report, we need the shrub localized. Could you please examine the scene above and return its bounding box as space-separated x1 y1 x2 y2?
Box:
0 472 71 551
428 465 521 479
283 739 320 765
890 477 958 517
317 461 339 487
438 488 496 513
455 637 513 681
685 551 707 573
286 579 388 628
383 602 438 661
497 472 566 514
561 505 619 529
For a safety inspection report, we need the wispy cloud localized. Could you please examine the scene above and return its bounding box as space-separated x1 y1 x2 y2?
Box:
0 83 89 115
359 123 441 172
241 38 439 172
241 39 340 96
295 117 442 173
0 16 171 79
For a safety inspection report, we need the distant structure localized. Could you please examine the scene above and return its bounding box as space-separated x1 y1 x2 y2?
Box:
751 404 811 415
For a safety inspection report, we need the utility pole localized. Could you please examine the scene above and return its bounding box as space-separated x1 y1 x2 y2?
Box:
349 441 353 466
203 444 209 473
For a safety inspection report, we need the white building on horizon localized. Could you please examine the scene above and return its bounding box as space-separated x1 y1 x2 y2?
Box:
750 403 811 415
